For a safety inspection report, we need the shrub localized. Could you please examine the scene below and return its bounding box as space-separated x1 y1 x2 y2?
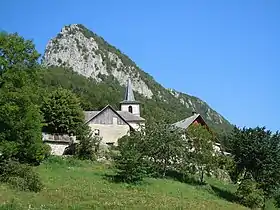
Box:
75 125 101 160
236 177 264 209
113 135 147 183
0 160 43 192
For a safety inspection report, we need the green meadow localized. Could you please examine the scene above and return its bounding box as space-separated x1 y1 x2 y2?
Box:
0 157 251 210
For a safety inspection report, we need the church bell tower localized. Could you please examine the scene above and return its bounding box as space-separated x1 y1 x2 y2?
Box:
120 77 141 117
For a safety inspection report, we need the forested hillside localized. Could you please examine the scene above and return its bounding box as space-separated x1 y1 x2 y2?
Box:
39 67 232 134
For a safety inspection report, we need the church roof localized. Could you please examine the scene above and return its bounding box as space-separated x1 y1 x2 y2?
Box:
117 111 145 122
83 107 145 123
120 78 140 104
84 111 99 122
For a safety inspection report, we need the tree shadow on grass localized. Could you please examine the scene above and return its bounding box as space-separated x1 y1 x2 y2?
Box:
103 173 124 183
103 173 148 186
210 185 238 203
165 169 239 204
164 169 203 186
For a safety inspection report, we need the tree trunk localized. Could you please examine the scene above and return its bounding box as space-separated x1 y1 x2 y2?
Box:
200 168 204 184
163 158 167 178
262 197 266 210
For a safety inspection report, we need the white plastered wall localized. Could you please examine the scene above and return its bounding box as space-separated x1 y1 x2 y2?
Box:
120 104 140 116
88 123 130 145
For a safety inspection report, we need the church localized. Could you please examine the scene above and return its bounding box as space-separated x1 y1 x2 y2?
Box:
84 78 145 146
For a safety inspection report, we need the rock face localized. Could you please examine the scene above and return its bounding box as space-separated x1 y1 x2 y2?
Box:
43 24 153 98
42 24 232 133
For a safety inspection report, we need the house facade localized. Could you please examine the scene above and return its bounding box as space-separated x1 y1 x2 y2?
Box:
84 78 145 146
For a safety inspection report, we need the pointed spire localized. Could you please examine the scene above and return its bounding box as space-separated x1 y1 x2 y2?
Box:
124 77 135 101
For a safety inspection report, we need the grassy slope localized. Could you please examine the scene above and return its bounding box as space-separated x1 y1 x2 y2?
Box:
0 158 247 210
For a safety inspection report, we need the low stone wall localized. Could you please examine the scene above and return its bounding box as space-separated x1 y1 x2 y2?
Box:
42 132 78 143
42 133 78 156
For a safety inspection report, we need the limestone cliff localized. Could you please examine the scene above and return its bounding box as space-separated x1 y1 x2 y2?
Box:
42 24 232 133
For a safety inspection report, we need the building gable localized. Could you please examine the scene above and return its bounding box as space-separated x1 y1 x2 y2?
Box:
172 113 210 131
86 105 132 127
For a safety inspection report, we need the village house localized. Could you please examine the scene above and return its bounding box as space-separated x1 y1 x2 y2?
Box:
84 78 145 146
172 111 225 154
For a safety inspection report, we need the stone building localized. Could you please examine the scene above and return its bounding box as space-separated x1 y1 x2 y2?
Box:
84 78 145 146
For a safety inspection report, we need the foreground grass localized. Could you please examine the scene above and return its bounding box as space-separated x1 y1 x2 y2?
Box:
0 157 248 210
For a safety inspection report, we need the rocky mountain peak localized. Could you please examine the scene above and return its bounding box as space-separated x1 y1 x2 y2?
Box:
42 24 153 98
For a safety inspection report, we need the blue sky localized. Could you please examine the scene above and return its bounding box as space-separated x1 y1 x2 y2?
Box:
1 0 280 131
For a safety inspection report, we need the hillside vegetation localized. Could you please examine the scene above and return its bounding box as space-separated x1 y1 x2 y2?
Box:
39 67 232 134
0 157 247 210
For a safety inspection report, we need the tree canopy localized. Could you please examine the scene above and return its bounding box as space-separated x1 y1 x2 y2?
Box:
41 87 85 135
229 126 280 206
0 32 40 72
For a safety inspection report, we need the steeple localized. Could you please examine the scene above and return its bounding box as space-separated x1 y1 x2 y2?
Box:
120 77 139 104
120 77 141 116
124 77 135 102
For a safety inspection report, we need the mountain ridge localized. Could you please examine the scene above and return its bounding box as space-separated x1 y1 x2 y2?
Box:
42 24 233 133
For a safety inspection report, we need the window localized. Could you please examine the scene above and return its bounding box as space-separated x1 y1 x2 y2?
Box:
128 105 133 113
94 129 100 136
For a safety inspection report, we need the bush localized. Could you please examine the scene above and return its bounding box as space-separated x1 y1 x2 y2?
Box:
113 135 147 183
75 125 101 160
236 177 264 209
0 160 43 192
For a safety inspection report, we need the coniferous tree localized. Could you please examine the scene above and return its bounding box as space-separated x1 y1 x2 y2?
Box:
113 132 147 183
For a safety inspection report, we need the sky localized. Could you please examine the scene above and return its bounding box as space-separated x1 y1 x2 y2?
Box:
1 0 280 131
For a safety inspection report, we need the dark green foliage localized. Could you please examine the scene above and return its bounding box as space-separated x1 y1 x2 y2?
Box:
75 125 101 160
0 88 49 165
113 133 147 183
143 122 186 178
0 32 40 72
112 122 219 186
186 124 216 184
229 126 280 200
41 87 84 135
0 160 43 192
236 177 264 209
